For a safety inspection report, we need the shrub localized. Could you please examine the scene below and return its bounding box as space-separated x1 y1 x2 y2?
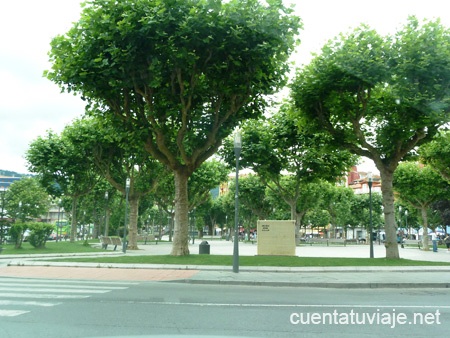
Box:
27 222 54 249
8 222 28 249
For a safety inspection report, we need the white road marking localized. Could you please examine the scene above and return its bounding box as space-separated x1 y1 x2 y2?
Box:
135 301 450 309
0 282 128 290
0 292 89 299
0 287 110 293
0 300 60 307
0 310 30 317
0 278 132 317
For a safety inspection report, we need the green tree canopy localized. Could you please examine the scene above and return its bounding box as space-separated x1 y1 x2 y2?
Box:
45 0 301 255
220 104 357 243
291 17 450 258
26 130 98 242
5 177 50 222
420 131 450 182
394 161 450 249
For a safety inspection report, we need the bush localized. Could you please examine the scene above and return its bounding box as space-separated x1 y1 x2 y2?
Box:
8 222 28 249
27 222 54 249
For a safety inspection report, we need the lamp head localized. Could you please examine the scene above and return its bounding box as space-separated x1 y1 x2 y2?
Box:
234 130 242 150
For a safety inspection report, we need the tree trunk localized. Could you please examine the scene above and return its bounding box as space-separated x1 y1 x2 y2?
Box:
127 197 139 250
378 170 400 259
171 170 190 256
420 206 430 251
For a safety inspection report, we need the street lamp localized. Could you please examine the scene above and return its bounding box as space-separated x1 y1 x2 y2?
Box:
0 187 6 244
233 130 242 273
405 210 409 239
191 208 196 245
18 201 22 222
56 199 62 242
367 172 374 258
104 191 109 237
123 178 130 253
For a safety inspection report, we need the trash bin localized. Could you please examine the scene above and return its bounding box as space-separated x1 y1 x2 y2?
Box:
199 241 210 254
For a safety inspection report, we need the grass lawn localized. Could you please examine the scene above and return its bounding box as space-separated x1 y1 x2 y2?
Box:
2 240 449 267
0 240 102 255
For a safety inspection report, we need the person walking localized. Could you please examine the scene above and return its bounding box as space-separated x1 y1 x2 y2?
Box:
444 234 450 252
431 230 439 252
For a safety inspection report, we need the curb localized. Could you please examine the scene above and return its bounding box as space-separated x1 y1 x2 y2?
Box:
175 279 450 289
3 259 450 273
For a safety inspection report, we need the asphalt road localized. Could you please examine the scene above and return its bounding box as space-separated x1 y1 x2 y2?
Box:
0 278 449 338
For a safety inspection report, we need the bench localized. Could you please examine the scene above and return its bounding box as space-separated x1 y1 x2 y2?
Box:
100 236 122 250
401 240 422 249
327 239 347 246
305 238 347 246
136 234 155 244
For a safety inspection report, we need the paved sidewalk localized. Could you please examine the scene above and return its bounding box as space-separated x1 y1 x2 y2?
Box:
1 239 450 288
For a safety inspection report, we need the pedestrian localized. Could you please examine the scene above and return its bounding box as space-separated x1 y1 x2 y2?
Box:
444 233 450 252
431 230 438 252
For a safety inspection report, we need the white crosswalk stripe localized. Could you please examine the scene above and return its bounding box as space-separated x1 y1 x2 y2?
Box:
0 277 136 317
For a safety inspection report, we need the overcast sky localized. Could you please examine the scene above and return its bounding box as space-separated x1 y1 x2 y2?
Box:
1 0 449 174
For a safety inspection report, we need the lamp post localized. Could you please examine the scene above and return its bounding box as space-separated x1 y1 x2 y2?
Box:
18 201 22 222
104 191 109 237
233 130 242 273
368 172 374 258
225 215 228 240
0 187 6 244
405 209 409 239
56 199 61 242
192 208 196 245
123 178 130 253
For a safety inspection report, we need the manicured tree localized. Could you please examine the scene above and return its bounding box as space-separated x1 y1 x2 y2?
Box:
45 0 301 255
221 105 357 242
233 174 272 221
320 182 355 239
5 177 50 222
291 18 450 258
4 177 51 248
420 131 450 181
393 162 450 250
62 117 168 250
26 132 98 242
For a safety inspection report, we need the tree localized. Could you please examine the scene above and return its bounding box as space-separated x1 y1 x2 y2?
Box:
319 183 355 239
348 192 383 240
45 0 301 255
232 174 272 221
62 117 168 250
4 177 51 248
393 162 450 250
26 131 98 242
420 131 450 181
291 17 450 258
220 105 357 242
5 177 50 222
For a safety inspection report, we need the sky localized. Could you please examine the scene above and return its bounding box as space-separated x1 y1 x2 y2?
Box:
1 0 449 175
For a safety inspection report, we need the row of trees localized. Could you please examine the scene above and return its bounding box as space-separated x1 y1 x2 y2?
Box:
20 0 450 258
3 158 448 251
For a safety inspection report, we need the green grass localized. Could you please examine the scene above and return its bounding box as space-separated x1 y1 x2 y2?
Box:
0 241 102 255
47 254 450 267
2 240 449 267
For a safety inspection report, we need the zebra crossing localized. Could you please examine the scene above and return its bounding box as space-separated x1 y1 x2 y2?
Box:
0 277 135 317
